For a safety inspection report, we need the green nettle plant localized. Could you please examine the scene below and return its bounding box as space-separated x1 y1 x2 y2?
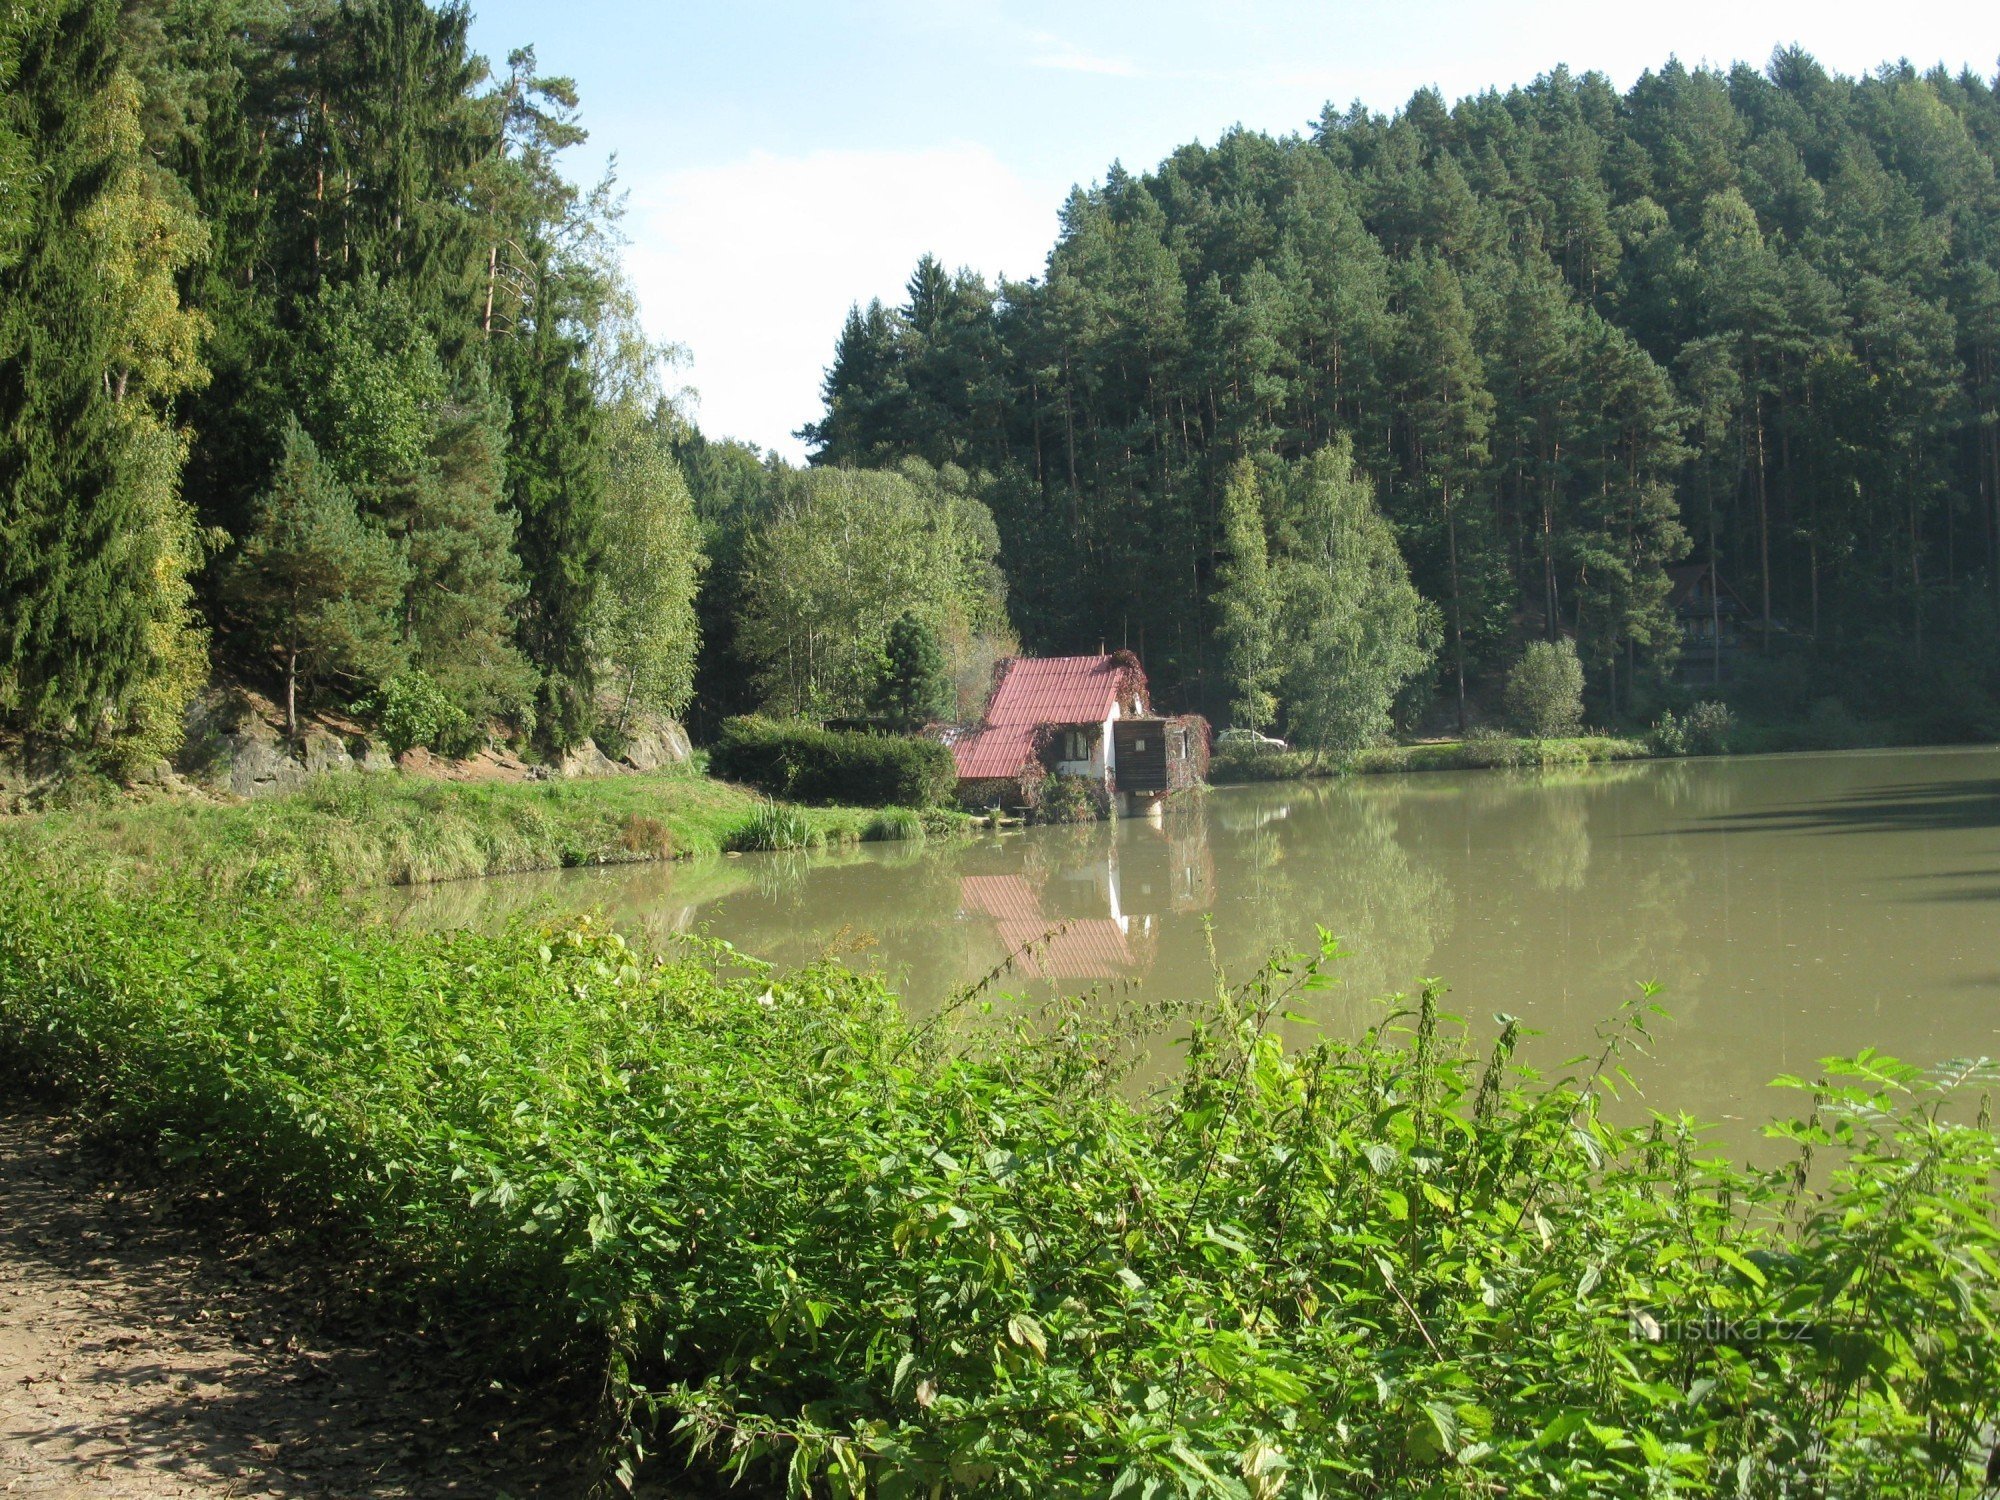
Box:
5 853 2000 1498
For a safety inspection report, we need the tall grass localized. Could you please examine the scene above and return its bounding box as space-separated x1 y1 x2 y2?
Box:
4 850 1999 1496
0 769 952 895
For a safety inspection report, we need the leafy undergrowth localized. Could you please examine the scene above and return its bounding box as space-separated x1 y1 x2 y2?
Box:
0 768 963 895
5 855 2000 1497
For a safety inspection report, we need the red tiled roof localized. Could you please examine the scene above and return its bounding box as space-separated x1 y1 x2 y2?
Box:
985 655 1128 726
951 724 1042 781
950 655 1138 781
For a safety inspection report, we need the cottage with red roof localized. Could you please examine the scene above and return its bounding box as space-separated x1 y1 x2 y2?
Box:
944 650 1208 816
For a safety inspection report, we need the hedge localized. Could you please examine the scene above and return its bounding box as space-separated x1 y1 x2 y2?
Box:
709 716 956 808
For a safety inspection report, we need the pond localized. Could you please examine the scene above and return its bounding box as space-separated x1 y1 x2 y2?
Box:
382 746 2000 1133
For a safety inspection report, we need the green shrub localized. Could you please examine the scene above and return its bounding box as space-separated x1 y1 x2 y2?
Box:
1655 700 1735 757
7 872 2000 1497
709 716 955 808
1036 770 1108 822
1209 745 1326 784
365 670 481 758
1505 639 1585 738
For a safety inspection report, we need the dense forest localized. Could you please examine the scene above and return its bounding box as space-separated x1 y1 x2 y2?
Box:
5 0 2000 770
809 53 2000 740
0 0 714 768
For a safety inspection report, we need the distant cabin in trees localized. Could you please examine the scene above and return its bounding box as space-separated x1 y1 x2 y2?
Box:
1668 562 1757 683
943 652 1208 816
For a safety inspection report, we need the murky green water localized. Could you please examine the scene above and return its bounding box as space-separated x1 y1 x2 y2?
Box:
382 747 2000 1130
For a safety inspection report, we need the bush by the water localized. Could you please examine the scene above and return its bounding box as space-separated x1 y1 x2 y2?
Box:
710 716 955 808
1032 769 1110 822
1505 639 1586 739
1653 700 1735 757
6 855 2000 1496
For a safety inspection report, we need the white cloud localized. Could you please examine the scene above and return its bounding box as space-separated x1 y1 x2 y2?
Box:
1027 31 1141 76
621 145 1058 461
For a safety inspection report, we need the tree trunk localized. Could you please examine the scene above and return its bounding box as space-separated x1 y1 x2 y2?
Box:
1755 395 1772 644
1445 485 1467 734
286 651 298 742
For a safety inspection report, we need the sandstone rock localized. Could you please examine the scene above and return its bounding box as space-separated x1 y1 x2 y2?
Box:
556 739 622 779
352 738 395 774
300 727 352 776
224 730 310 799
619 717 692 772
395 746 442 777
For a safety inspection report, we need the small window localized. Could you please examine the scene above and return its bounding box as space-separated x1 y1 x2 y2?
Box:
1064 730 1090 761
1133 737 1146 752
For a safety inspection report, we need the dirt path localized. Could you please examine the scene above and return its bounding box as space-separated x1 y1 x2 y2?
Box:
0 1109 596 1498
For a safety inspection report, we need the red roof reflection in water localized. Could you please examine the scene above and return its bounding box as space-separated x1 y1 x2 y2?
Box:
960 873 1139 982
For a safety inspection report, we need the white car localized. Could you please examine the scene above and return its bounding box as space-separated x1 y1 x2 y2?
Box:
1216 728 1288 751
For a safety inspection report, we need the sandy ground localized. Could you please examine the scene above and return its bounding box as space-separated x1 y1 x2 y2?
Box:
0 1109 601 1498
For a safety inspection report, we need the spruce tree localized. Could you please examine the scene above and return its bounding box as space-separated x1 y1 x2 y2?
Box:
226 417 408 736
1213 458 1277 731
498 274 603 746
0 0 155 738
869 612 951 731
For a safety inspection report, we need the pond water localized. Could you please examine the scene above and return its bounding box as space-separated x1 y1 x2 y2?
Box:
382 746 2000 1133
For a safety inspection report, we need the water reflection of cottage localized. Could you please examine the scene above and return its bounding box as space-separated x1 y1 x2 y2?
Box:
945 652 1208 816
956 818 1215 983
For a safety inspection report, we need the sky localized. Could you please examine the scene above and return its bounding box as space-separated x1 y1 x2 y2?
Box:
462 1 2000 461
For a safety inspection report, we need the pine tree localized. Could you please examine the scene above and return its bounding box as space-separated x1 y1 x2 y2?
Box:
1394 252 1500 731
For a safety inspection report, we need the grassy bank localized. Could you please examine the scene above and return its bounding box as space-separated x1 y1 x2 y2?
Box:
3 847 1999 1494
0 767 965 895
1212 735 1651 784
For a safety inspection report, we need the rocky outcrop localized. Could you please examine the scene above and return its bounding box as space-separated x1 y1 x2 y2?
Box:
556 739 621 779
618 716 693 772
1 684 696 812
394 744 533 782
178 688 389 800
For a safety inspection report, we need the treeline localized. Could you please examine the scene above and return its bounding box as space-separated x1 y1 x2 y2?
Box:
0 0 712 766
808 53 2000 732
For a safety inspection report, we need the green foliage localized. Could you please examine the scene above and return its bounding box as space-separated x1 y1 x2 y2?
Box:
1212 458 1277 732
1506 638 1587 739
1034 769 1109 823
710 715 956 809
593 394 702 733
868 612 952 731
0 0 183 741
737 461 1008 719
729 801 819 853
364 670 478 759
226 418 409 728
7 871 2000 1497
1653 699 1735 756
1271 439 1440 759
